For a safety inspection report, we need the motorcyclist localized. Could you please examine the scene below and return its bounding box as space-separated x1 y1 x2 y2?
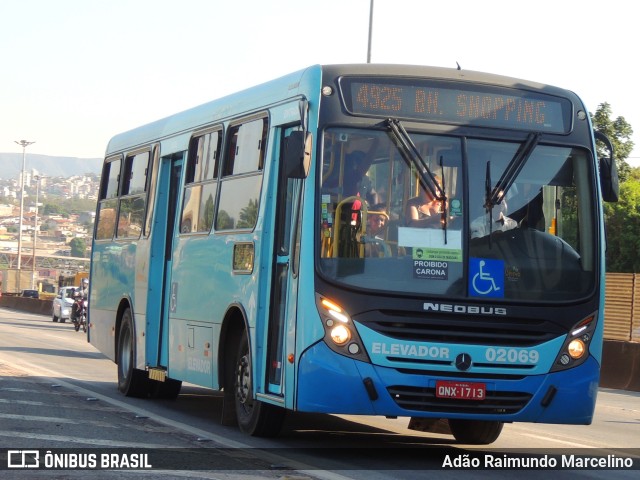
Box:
71 278 89 324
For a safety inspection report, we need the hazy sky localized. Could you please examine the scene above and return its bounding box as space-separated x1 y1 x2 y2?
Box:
2 0 638 164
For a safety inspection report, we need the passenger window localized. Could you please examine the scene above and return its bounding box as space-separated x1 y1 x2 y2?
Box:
180 129 221 234
95 200 117 240
200 131 220 181
100 158 121 200
122 152 149 195
216 117 267 231
117 197 145 238
223 118 267 176
117 151 150 239
216 176 262 230
95 157 121 240
181 184 200 233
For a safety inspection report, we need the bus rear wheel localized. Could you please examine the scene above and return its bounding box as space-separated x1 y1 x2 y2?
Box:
448 419 504 445
234 330 284 437
117 308 150 398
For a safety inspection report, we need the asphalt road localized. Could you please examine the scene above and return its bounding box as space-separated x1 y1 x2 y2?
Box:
0 307 638 479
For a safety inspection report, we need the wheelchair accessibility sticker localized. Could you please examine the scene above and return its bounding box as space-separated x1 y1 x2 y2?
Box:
469 257 504 298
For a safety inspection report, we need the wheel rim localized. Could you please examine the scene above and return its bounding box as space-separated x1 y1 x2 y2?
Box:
235 354 253 408
120 326 132 378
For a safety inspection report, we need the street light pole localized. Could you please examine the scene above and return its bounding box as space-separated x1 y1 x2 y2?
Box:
14 140 35 292
32 175 42 290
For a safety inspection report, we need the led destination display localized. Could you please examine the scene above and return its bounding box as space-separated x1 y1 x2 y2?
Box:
341 77 572 133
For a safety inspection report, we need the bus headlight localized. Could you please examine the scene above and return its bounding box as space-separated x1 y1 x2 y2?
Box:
316 294 370 362
551 313 597 372
567 339 586 359
330 324 351 345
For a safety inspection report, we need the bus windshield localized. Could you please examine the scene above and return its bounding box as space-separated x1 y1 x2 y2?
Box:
318 127 596 302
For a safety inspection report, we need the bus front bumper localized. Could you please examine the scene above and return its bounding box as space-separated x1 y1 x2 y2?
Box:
296 341 598 425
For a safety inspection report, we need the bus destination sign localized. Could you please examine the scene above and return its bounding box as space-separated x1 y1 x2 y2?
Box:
341 77 572 134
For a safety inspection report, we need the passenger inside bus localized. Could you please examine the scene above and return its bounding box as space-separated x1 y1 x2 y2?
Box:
325 137 380 204
366 204 388 238
362 203 390 257
405 188 443 228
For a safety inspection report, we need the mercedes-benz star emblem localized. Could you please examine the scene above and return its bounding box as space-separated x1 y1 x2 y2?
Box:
455 353 472 371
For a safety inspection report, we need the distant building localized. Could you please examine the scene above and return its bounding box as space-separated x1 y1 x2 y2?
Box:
78 211 95 224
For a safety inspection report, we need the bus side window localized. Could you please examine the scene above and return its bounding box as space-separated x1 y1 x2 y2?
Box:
180 129 222 234
117 151 150 239
95 157 121 240
223 118 267 176
215 117 267 231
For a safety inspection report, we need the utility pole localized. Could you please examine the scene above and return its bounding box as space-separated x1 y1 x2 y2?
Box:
14 140 35 292
367 0 374 63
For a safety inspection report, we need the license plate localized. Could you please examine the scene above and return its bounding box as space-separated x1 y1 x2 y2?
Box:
435 380 486 400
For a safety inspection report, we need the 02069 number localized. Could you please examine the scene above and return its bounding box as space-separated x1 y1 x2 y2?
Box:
485 347 539 364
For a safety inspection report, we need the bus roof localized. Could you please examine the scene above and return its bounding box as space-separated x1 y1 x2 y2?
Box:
105 64 322 156
104 64 579 156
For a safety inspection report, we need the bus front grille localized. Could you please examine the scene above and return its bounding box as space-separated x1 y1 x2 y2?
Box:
387 385 531 414
358 311 564 347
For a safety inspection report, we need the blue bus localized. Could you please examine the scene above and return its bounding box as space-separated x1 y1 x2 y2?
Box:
88 64 618 444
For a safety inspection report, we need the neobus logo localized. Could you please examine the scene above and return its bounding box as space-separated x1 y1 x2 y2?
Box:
423 302 507 316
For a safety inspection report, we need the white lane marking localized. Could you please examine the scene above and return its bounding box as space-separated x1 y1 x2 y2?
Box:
0 353 352 480
0 398 44 405
0 430 173 448
0 413 117 428
519 432 599 448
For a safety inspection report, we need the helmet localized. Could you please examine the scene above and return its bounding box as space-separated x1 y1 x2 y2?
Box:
82 278 89 286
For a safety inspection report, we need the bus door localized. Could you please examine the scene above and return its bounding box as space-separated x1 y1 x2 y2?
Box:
266 126 305 396
146 151 184 368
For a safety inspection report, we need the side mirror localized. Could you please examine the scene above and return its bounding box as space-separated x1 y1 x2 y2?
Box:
600 156 619 202
283 131 312 179
594 131 619 203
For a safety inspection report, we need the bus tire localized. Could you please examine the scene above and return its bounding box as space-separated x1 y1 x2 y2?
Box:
117 308 150 398
448 419 504 445
234 330 284 437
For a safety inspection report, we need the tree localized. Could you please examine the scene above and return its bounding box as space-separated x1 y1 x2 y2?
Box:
69 237 86 258
43 203 62 215
604 180 640 272
591 102 634 182
42 198 96 217
237 199 258 229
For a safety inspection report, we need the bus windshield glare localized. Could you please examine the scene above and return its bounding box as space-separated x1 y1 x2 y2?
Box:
318 127 596 302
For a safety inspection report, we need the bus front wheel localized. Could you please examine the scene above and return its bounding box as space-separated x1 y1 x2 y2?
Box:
234 330 284 437
117 308 150 398
448 419 504 445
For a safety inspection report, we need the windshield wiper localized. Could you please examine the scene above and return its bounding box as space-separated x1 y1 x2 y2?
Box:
482 132 540 245
386 118 449 242
485 132 540 209
386 118 446 202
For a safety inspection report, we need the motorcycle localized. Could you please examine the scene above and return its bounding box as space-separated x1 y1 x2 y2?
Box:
71 294 88 333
